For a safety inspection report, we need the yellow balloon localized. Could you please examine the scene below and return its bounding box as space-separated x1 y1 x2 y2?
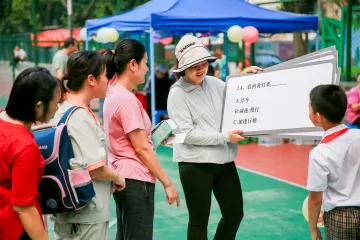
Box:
302 196 325 228
238 41 243 49
227 25 243 43
108 28 119 42
97 27 110 43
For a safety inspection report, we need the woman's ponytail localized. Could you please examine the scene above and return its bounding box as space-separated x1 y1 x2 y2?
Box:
59 72 69 102
104 50 117 80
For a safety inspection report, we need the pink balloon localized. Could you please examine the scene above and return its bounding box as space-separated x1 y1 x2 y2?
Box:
160 37 173 45
242 26 259 44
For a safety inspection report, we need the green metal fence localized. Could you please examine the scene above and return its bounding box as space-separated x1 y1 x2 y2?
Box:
342 5 360 80
321 17 342 64
322 5 360 81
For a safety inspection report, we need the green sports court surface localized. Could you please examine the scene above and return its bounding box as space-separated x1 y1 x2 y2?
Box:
46 146 323 240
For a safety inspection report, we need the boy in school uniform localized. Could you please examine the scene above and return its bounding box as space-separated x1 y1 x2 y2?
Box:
307 85 360 240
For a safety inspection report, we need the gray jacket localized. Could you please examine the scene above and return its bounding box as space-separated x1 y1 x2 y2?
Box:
167 76 238 164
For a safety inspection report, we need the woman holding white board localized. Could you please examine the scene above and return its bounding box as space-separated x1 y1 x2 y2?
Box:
167 34 261 240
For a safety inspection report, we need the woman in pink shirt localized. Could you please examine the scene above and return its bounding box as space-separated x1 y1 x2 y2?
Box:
346 73 360 127
103 39 180 240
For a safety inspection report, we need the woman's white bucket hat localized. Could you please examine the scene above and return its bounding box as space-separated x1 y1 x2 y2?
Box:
173 35 216 73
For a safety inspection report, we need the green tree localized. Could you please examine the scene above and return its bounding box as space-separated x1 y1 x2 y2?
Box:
280 0 350 57
0 0 32 34
280 0 316 57
0 0 150 35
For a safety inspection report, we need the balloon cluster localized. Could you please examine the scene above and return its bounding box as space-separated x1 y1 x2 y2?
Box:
80 27 119 43
227 25 259 49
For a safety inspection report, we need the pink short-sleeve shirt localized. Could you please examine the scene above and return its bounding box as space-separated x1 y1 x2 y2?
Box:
346 87 360 124
103 85 156 183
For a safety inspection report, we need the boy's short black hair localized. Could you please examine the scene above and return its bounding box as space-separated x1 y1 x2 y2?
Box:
310 84 347 123
5 66 59 123
64 37 77 48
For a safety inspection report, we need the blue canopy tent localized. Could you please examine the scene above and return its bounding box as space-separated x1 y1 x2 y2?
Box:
86 0 318 125
151 0 318 33
86 0 178 125
86 0 178 34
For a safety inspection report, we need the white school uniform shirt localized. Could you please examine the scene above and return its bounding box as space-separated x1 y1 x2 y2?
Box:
307 124 360 212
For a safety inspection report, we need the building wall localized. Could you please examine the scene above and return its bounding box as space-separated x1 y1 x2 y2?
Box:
247 0 281 10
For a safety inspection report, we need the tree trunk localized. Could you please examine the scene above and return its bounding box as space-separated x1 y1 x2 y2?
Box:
60 0 67 9
81 0 96 20
45 2 53 25
293 32 309 57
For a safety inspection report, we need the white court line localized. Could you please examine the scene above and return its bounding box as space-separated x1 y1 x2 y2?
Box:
165 145 307 190
236 166 307 190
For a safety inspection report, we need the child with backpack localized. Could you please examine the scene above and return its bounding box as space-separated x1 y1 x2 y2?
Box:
0 67 60 240
51 51 125 240
307 85 360 240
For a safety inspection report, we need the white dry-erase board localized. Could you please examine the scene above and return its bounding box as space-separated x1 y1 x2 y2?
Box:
267 46 336 71
221 61 335 136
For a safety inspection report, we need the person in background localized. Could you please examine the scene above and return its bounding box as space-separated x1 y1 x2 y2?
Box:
168 34 261 240
11 45 27 68
306 85 360 240
52 51 125 240
103 39 179 240
146 64 173 120
346 73 360 128
214 47 227 81
0 67 61 240
52 37 78 80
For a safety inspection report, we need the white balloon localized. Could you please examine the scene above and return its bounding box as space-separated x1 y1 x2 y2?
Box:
79 27 92 41
302 196 325 228
238 41 243 49
97 27 110 43
227 25 243 43
80 28 87 40
107 28 119 42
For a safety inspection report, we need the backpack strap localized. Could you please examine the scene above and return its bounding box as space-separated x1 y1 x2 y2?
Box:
57 106 81 126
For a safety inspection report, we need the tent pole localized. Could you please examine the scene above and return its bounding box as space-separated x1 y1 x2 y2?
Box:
224 32 229 78
149 27 156 126
242 40 245 71
315 30 320 50
85 29 89 50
